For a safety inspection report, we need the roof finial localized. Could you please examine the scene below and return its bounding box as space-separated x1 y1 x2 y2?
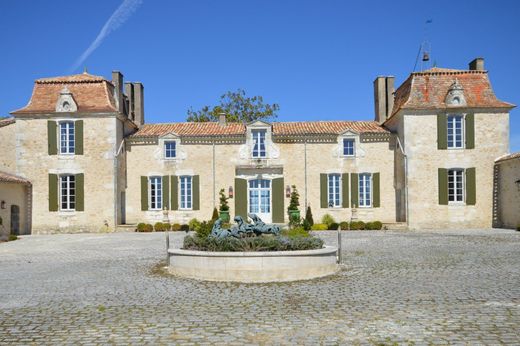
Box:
83 66 88 74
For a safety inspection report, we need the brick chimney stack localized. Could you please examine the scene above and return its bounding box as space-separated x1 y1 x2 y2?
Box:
374 76 395 124
469 57 485 71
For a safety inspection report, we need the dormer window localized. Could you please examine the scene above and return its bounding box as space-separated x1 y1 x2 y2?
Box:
343 138 355 156
252 129 266 158
164 141 176 159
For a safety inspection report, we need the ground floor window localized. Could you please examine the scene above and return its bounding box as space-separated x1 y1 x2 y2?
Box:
60 175 75 211
328 174 341 207
149 176 162 210
448 169 464 202
358 173 372 207
180 176 192 209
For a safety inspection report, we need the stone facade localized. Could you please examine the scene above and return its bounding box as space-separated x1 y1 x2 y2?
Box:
0 182 30 237
494 154 520 229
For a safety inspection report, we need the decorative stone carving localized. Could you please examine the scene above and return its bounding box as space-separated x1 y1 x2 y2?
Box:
445 79 467 106
55 86 78 112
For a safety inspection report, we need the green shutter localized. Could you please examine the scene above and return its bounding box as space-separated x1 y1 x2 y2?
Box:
192 175 200 210
140 176 148 211
438 168 448 205
341 173 349 208
320 174 328 208
162 176 170 210
437 113 447 150
466 168 476 205
272 177 284 223
171 176 178 210
47 121 57 155
373 172 380 208
75 173 84 211
48 174 58 211
75 120 84 155
351 173 359 208
465 113 475 149
235 178 247 219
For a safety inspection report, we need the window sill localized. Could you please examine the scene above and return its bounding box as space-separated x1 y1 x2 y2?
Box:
448 202 466 206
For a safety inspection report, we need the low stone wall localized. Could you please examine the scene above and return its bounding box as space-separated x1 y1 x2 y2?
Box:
168 246 339 283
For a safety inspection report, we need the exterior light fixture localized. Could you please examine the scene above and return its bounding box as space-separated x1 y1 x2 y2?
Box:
286 185 291 198
0 201 5 209
228 186 234 199
515 179 520 192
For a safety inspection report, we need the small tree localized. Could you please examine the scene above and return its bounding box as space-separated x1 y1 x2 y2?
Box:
219 189 229 211
211 207 219 221
287 185 300 212
305 206 314 226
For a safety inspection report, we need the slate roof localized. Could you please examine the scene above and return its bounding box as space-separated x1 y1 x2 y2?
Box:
495 152 520 163
390 67 514 118
0 171 31 185
130 120 388 138
11 72 117 114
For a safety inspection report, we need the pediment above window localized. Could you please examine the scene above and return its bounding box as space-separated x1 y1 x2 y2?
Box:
247 120 272 128
159 132 180 140
55 86 78 112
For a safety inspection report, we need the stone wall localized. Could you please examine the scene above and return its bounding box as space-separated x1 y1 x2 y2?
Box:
0 122 17 173
496 157 520 229
0 182 29 237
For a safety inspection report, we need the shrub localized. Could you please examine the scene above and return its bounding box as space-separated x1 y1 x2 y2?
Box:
339 221 349 230
154 222 169 232
302 218 311 231
287 185 300 212
349 221 365 230
137 223 153 232
289 214 301 229
171 223 181 231
183 234 323 252
211 207 219 221
365 221 383 230
180 224 190 232
321 214 336 228
188 218 201 232
305 206 314 226
219 189 229 212
8 234 17 241
282 226 310 238
196 220 214 239
311 223 328 231
327 222 338 230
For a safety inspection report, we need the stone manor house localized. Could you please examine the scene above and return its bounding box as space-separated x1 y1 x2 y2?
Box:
1 57 518 235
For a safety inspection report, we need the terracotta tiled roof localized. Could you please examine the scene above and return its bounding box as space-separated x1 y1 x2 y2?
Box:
11 72 117 114
495 152 520 163
390 68 514 118
131 120 388 138
0 117 15 128
0 171 31 185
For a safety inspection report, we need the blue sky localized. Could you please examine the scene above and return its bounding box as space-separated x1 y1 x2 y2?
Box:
1 0 519 151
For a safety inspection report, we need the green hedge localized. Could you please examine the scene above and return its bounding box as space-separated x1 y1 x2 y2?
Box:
136 223 153 232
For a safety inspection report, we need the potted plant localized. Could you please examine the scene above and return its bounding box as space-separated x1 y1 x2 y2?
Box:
287 185 300 221
219 188 230 222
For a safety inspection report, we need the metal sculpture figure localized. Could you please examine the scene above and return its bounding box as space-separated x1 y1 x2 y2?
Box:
209 214 280 239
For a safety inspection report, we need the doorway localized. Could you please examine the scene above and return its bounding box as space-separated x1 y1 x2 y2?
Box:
248 179 271 223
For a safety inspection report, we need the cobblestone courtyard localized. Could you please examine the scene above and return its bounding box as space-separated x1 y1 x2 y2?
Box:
1 229 519 345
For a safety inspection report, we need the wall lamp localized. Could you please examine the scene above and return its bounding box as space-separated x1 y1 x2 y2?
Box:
515 179 520 192
0 201 6 209
228 186 234 199
286 185 291 198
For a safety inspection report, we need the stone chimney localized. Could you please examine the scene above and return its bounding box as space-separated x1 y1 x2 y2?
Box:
124 82 134 121
218 113 227 126
374 76 395 124
133 82 145 127
469 57 485 71
111 71 124 113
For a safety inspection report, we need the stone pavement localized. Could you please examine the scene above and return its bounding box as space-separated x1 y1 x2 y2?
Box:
1 229 519 345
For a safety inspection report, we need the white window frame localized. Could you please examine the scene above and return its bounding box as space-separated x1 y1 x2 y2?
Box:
59 174 76 211
251 129 267 158
448 168 465 204
59 121 75 155
447 114 464 149
327 174 341 208
358 173 372 208
164 140 177 159
149 176 163 210
179 176 193 210
342 138 355 157
248 179 271 214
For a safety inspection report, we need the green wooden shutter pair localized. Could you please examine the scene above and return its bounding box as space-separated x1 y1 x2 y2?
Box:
437 113 475 150
48 173 84 211
438 168 476 205
372 173 380 208
141 175 199 211
348 173 379 208
47 120 83 155
171 175 178 210
272 178 284 223
162 175 170 210
351 173 359 208
235 178 248 219
341 174 349 208
140 176 148 211
320 174 328 208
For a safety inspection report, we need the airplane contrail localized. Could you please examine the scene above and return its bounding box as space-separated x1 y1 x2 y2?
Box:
70 0 143 73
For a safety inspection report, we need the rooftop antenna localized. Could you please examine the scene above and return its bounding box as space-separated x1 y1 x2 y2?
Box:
413 19 433 72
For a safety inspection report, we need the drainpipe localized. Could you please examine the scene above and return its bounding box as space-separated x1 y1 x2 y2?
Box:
113 137 125 229
304 138 308 208
212 141 216 209
395 135 409 227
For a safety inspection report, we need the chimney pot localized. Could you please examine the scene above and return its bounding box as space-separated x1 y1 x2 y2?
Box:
111 71 124 113
374 76 394 124
218 113 227 126
469 57 484 71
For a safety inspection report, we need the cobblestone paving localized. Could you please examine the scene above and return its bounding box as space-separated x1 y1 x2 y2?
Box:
1 229 519 345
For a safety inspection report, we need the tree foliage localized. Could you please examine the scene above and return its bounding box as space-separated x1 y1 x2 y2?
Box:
187 89 279 123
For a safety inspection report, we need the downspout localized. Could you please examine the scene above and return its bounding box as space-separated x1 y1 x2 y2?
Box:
113 136 125 229
395 135 409 227
304 138 308 207
212 141 216 209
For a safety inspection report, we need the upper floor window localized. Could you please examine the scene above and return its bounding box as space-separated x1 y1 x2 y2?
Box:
358 173 372 207
59 121 75 154
149 176 162 210
180 176 193 210
164 141 176 159
252 129 266 158
328 174 341 207
448 169 464 203
447 115 464 149
60 175 75 211
343 138 355 156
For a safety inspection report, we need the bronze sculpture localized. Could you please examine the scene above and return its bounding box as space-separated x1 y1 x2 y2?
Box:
210 214 281 239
